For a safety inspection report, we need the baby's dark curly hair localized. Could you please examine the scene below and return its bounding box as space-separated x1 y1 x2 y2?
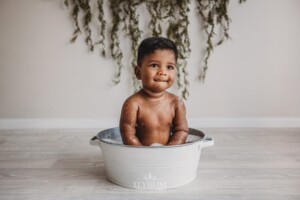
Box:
137 37 178 66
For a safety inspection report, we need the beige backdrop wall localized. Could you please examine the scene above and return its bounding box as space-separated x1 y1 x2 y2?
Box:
1 0 300 128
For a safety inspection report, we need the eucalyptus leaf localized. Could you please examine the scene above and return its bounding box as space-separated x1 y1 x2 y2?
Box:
65 0 246 99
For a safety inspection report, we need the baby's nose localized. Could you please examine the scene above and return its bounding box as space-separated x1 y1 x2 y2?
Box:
158 69 167 76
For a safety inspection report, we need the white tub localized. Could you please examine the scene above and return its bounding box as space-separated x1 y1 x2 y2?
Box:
90 127 213 189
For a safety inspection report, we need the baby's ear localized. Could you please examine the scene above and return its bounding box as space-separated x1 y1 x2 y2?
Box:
134 66 141 80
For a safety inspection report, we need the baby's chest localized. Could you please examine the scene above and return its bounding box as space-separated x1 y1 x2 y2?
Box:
138 105 175 123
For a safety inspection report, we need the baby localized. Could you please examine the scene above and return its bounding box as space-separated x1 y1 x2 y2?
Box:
119 37 189 146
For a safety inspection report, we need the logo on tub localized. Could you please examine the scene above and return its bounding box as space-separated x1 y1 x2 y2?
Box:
134 173 167 189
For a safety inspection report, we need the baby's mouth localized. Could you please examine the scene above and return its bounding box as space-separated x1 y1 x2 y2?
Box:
154 79 168 82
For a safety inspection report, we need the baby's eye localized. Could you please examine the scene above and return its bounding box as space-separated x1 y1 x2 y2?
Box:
149 63 158 68
167 65 175 70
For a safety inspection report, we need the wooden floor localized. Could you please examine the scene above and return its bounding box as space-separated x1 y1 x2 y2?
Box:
0 128 299 200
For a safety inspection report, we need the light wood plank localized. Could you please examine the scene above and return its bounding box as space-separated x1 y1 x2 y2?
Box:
0 128 299 200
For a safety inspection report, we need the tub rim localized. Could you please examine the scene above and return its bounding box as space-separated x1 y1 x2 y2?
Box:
94 127 209 149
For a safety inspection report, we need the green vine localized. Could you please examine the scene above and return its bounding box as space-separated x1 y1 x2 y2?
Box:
65 0 80 43
64 0 245 99
94 0 106 57
124 1 143 91
109 0 124 84
166 0 191 99
146 0 163 36
65 0 94 51
196 0 231 81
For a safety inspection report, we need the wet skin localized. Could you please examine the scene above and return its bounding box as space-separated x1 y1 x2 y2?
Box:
119 49 189 146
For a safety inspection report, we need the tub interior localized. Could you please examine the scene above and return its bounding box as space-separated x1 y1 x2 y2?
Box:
97 128 205 146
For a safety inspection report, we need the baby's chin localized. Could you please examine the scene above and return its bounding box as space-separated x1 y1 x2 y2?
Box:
152 82 173 91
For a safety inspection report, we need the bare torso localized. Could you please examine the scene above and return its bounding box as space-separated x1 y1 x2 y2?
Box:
120 90 188 146
135 92 175 145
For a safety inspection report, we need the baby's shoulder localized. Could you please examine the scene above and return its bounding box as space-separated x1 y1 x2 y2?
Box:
165 92 185 107
123 92 143 106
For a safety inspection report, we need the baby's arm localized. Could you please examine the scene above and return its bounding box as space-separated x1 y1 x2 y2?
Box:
119 99 142 146
168 99 189 145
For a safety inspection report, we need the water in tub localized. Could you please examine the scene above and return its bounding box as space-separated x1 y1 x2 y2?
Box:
102 133 200 145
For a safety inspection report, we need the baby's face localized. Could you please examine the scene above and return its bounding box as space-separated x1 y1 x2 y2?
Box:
137 49 176 93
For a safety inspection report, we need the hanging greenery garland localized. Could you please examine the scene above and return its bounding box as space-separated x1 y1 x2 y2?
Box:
64 0 246 99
